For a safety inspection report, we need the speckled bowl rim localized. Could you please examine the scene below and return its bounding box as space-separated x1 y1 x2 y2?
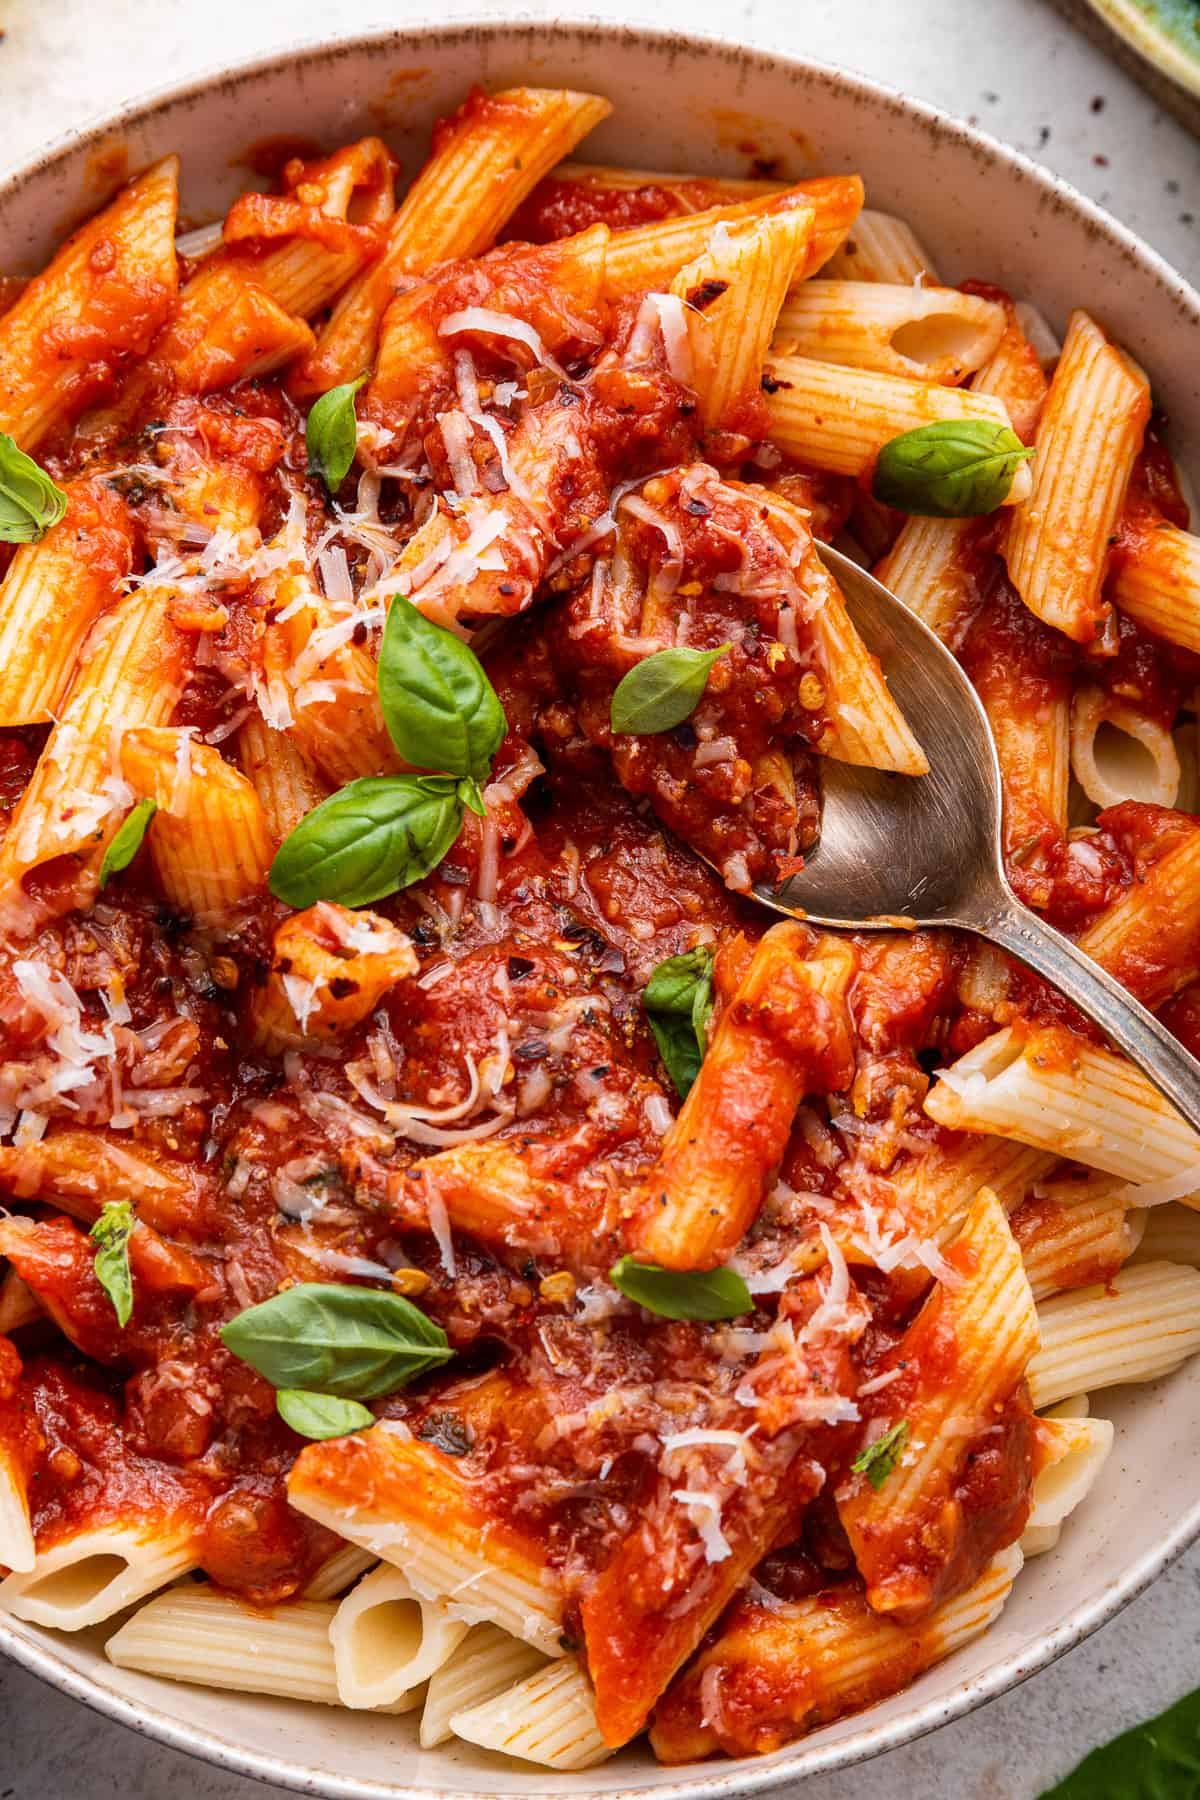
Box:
2 17 1200 1799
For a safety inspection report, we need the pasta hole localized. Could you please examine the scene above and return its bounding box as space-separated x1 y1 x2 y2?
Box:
890 314 985 371
1091 721 1166 803
23 1553 129 1610
349 1596 424 1682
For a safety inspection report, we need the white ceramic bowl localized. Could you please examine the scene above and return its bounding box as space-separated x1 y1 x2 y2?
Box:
3 21 1200 1799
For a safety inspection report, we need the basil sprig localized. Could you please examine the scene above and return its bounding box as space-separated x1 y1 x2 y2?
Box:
850 1418 909 1490
0 433 68 542
872 420 1033 518
610 1255 752 1322
306 375 368 494
270 775 464 909
378 598 506 788
1038 1684 1200 1797
611 643 730 735
90 1200 135 1327
277 1388 375 1440
643 946 715 1099
220 1282 453 1399
99 798 157 889
269 608 508 908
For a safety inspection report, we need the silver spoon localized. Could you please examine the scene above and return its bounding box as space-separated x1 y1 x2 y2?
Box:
755 542 1200 1135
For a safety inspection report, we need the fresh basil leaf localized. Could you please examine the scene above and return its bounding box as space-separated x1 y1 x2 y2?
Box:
377 597 507 782
872 420 1033 518
98 798 157 889
269 775 463 909
221 1282 453 1399
611 643 731 735
305 375 368 493
1038 1685 1200 1798
0 433 68 542
90 1199 135 1328
643 946 715 1098
851 1419 909 1491
277 1388 374 1440
609 1256 752 1322
458 777 487 818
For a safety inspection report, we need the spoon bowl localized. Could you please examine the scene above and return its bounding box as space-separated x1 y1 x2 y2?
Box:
763 547 1004 930
752 543 1200 1136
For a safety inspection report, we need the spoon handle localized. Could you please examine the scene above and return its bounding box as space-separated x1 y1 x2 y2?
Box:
982 898 1200 1138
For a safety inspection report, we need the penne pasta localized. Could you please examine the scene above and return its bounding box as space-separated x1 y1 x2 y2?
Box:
0 588 187 926
1004 310 1150 642
107 1589 347 1704
670 206 815 432
838 1188 1038 1620
1021 1406 1113 1556
120 727 275 922
295 88 612 394
1030 1262 1200 1408
287 1425 566 1655
603 177 864 297
822 208 940 283
631 925 857 1269
248 905 417 1054
156 261 315 392
750 486 929 775
1076 826 1200 1009
1070 685 1180 810
330 1562 468 1710
774 282 1005 385
1011 1172 1144 1300
1111 520 1200 654
0 1519 196 1630
650 1546 1021 1760
1130 1200 1200 1266
764 352 1032 496
303 1542 378 1601
925 1024 1200 1198
421 1624 549 1749
451 1656 611 1770
0 158 179 447
236 714 329 841
0 480 136 727
874 299 1047 640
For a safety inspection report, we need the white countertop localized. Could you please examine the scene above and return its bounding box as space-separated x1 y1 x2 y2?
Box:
0 1 1197 1795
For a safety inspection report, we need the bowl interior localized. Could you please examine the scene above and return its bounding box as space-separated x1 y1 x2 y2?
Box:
3 21 1200 1800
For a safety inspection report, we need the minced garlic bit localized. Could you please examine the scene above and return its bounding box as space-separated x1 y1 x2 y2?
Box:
798 672 826 710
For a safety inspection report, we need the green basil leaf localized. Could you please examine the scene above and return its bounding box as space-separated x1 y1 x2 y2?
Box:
458 777 487 818
269 775 463 909
277 1389 375 1440
98 798 157 889
609 1256 752 1322
611 643 731 735
90 1199 135 1328
305 375 368 493
0 433 68 542
872 420 1033 518
377 597 507 782
850 1419 909 1491
1038 1685 1200 1798
221 1282 453 1399
643 946 715 1098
